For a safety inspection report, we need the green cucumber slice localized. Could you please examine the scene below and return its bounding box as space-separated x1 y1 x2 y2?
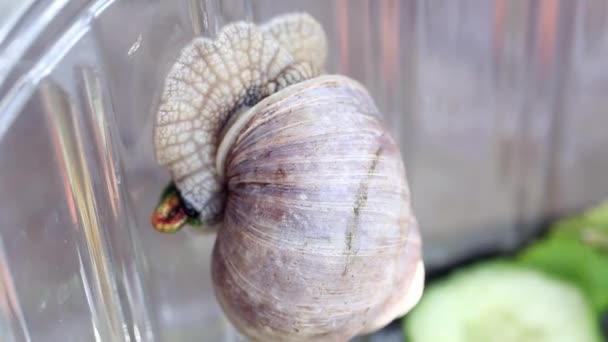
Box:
405 262 601 342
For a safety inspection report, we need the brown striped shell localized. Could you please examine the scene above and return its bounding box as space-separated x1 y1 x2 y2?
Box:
153 12 423 342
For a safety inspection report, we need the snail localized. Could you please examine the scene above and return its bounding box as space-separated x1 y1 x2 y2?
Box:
151 12 424 341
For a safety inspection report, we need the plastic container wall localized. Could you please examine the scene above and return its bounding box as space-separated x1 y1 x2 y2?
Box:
1 0 607 341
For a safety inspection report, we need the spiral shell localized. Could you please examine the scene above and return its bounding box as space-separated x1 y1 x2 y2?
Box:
212 75 423 341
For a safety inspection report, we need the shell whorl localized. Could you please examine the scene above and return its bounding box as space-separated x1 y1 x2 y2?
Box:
153 13 328 222
212 75 423 340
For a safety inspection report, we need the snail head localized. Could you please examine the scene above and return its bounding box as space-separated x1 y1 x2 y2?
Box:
151 183 202 233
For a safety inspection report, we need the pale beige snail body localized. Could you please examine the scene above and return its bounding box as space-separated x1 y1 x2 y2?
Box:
151 13 424 341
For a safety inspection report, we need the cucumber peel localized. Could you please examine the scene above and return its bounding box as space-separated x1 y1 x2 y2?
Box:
518 200 608 314
405 261 601 342
550 201 608 253
518 237 608 314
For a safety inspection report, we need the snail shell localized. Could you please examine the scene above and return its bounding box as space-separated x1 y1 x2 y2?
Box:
214 75 423 341
153 12 424 341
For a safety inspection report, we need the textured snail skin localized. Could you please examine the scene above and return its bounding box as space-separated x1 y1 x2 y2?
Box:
212 75 423 341
260 14 327 73
154 13 326 223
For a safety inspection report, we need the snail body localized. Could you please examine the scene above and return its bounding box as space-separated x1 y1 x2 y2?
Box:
152 13 424 341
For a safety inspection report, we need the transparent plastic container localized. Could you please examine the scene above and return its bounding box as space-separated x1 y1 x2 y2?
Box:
1 1 607 341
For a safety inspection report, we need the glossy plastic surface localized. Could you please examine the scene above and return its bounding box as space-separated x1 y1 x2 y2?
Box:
1 1 607 341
